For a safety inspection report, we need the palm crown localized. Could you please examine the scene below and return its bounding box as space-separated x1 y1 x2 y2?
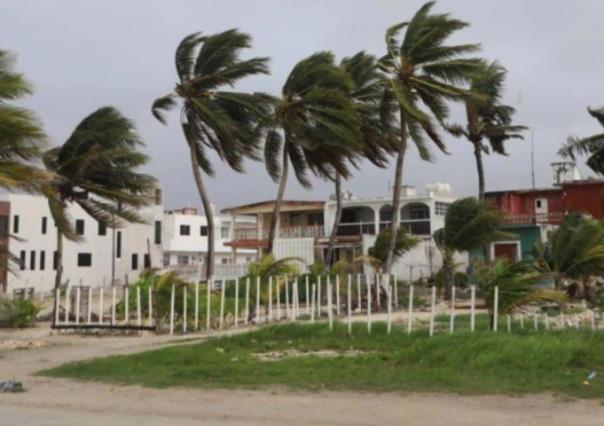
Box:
559 107 604 175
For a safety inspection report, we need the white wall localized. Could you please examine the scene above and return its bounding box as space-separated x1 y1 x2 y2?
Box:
273 238 315 273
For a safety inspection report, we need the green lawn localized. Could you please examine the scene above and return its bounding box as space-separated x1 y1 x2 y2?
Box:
39 321 604 398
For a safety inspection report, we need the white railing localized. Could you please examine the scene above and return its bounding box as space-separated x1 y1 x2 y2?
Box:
233 225 325 241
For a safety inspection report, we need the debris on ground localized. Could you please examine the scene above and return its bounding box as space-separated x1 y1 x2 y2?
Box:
0 340 45 351
0 380 24 393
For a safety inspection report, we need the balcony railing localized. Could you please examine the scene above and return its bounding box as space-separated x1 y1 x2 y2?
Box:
504 211 565 225
336 222 376 236
232 225 325 241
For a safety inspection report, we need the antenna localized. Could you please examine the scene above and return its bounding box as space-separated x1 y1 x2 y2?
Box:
530 130 535 188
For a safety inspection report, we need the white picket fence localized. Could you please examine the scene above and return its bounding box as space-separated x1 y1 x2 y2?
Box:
51 274 601 335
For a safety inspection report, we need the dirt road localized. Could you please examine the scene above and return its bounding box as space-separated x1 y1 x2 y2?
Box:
1 324 604 426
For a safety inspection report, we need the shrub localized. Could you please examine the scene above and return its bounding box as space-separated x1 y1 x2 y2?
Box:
0 298 40 328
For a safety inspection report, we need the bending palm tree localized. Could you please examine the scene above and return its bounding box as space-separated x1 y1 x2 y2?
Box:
447 62 526 199
324 52 395 268
263 52 360 254
379 1 484 274
559 107 604 174
152 30 270 279
43 107 156 291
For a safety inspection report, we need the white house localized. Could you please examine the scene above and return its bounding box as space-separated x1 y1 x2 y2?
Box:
161 207 256 281
0 191 164 294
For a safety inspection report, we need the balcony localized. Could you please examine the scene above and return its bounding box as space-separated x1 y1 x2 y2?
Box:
504 211 565 225
229 225 326 248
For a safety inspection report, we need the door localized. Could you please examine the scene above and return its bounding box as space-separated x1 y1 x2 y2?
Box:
493 242 519 262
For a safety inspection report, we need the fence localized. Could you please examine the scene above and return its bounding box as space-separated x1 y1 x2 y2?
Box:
51 274 601 335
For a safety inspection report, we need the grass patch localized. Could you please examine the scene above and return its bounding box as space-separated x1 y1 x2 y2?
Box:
39 321 604 398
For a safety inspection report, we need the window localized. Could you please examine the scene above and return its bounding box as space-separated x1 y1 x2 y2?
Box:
221 258 229 265
131 253 138 270
116 231 122 258
536 200 542 208
0 215 7 234
30 250 36 270
404 204 430 220
177 255 189 266
77 253 92 267
162 254 170 267
435 202 449 216
13 215 19 234
220 226 230 239
19 250 26 270
41 216 48 234
200 226 208 236
144 253 151 269
75 219 85 235
308 212 324 225
154 220 161 244
53 251 58 270
40 251 45 270
98 221 107 236
180 224 190 236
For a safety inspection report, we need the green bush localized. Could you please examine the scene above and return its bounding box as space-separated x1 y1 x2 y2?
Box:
0 298 40 328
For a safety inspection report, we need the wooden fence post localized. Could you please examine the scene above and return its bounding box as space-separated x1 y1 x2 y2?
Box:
407 284 414 335
169 283 175 335
429 286 436 337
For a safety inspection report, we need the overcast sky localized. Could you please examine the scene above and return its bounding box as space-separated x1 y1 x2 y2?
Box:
2 0 604 211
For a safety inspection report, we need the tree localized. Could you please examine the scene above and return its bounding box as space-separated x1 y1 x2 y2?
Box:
152 30 270 279
263 52 360 254
434 197 510 297
379 2 484 274
324 52 395 268
368 228 418 266
447 62 526 199
534 213 604 298
473 258 566 327
43 107 156 293
559 107 604 174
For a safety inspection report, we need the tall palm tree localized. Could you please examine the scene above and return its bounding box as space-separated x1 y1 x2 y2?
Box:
263 52 360 254
447 62 526 199
379 2 484 274
434 197 510 297
152 30 270 279
0 49 46 192
324 52 395 268
559 106 604 174
43 107 156 291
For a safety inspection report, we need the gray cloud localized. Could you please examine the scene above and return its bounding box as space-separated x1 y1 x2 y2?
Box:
2 0 603 209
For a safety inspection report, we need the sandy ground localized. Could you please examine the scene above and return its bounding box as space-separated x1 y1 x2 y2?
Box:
2 322 604 425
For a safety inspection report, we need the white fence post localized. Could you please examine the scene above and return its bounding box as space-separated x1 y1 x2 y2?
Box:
194 282 199 331
276 276 281 320
219 279 225 330
293 279 299 320
387 284 392 335
507 314 512 333
356 274 361 312
367 275 372 334
574 313 580 330
255 276 260 324
493 286 499 332
75 286 81 325
336 275 340 316
268 276 273 322
182 285 188 334
206 278 211 331
347 274 352 335
136 286 141 327
545 313 550 330
470 285 476 332
305 276 310 315
234 277 239 328
124 286 129 325
99 287 104 325
148 287 153 327
328 277 333 331
429 286 436 337
533 314 538 331
317 275 322 317
285 276 290 320
310 284 316 323
245 277 250 325
169 283 175 335
407 285 414 335
449 285 455 334
64 286 70 323
87 287 92 325
520 314 524 329
54 288 60 326
111 286 116 326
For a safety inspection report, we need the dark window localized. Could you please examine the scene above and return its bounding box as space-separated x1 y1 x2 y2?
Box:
154 220 161 244
53 251 58 270
98 221 107 236
180 225 190 236
536 200 542 208
200 226 208 236
77 253 92 267
144 253 151 269
40 251 45 270
29 250 36 270
116 231 122 258
19 250 26 270
308 212 324 225
131 253 138 270
0 215 7 234
75 219 85 235
402 221 431 235
13 215 19 234
41 216 48 234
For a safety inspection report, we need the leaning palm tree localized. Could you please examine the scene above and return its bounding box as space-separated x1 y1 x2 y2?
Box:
559 106 604 174
263 52 360 254
324 52 395 268
0 49 46 191
43 107 156 291
447 62 526 199
379 1 484 274
434 197 510 297
152 30 270 279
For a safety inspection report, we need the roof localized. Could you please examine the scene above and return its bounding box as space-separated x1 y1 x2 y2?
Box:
486 179 604 197
221 200 325 215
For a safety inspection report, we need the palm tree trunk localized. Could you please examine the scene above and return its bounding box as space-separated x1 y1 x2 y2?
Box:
472 139 486 200
188 140 215 280
384 109 407 274
267 147 289 255
325 172 342 269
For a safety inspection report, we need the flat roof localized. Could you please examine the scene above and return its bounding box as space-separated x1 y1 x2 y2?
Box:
221 200 325 215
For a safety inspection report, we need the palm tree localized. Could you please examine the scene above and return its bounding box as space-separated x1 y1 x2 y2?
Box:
434 197 510 297
43 107 156 291
324 52 395 268
263 52 360 254
152 30 270 279
447 62 526 199
0 49 46 192
534 213 604 299
559 106 604 174
379 2 484 274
